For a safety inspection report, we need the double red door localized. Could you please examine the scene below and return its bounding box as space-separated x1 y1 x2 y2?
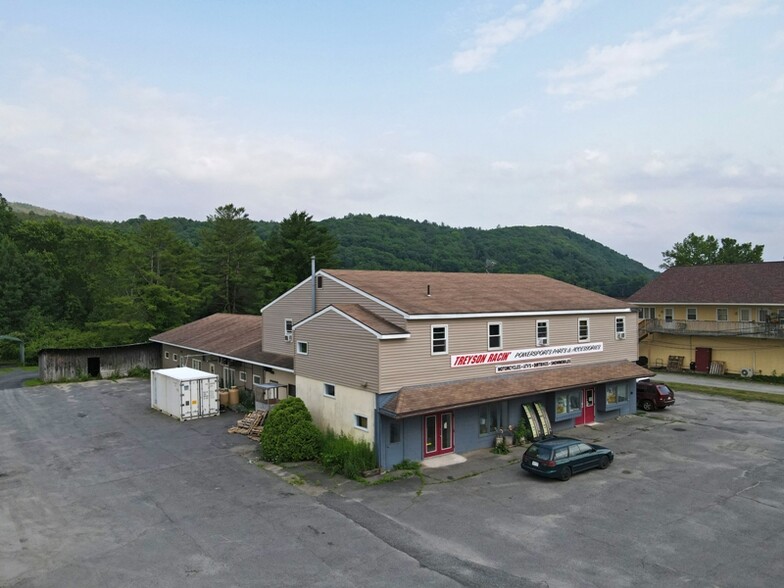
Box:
424 412 454 456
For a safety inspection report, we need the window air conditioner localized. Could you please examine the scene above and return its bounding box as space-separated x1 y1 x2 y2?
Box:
284 334 292 342
740 367 753 378
616 332 626 340
536 337 548 346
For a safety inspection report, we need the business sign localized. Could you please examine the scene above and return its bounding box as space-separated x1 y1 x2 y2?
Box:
450 342 603 368
496 358 572 373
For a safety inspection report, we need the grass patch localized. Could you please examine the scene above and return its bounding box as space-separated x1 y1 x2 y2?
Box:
0 366 38 374
319 430 376 480
663 382 784 405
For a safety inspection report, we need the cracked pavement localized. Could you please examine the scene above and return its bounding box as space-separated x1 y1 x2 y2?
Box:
2 378 783 587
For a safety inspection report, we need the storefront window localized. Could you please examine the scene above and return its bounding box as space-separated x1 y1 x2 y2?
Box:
478 403 500 435
555 390 582 419
606 383 628 405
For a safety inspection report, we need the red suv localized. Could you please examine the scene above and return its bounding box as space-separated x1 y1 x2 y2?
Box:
636 379 675 411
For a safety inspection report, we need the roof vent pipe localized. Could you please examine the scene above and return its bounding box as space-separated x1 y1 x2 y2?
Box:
311 255 317 314
427 284 431 297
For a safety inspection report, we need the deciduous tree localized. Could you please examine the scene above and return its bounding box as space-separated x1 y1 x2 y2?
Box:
661 233 764 269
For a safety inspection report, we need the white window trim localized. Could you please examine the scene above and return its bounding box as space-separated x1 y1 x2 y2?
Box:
353 414 369 432
252 374 261 385
164 351 170 359
664 308 674 323
323 383 336 398
297 340 309 355
615 316 626 340
239 371 247 382
578 318 590 342
739 308 751 322
191 359 201 370
284 318 293 340
536 320 549 346
687 308 697 321
487 322 503 351
172 353 178 362
431 324 448 355
716 308 728 321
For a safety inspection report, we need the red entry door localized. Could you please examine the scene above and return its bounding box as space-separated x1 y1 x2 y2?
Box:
574 389 595 425
424 412 454 457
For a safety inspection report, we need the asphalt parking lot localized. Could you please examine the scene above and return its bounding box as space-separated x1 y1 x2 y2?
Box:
2 379 784 587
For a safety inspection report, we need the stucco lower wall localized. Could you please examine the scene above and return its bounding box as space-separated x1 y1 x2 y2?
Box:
295 375 376 445
639 333 784 375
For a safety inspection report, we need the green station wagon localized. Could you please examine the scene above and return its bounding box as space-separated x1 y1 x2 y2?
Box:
521 437 613 481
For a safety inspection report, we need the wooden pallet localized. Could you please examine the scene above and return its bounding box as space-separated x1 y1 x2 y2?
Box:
228 410 266 438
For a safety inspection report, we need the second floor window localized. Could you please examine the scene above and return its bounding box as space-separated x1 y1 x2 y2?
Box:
578 318 589 342
284 318 293 340
488 323 502 350
536 321 548 346
615 317 626 339
638 307 655 319
431 325 448 354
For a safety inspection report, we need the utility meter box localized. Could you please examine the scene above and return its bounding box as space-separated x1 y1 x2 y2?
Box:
151 367 219 421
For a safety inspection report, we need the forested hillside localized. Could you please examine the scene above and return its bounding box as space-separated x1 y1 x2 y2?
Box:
2 199 655 362
320 214 653 297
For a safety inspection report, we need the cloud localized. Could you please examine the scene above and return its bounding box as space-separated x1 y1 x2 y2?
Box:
451 0 582 74
753 73 784 101
547 30 702 107
547 0 774 108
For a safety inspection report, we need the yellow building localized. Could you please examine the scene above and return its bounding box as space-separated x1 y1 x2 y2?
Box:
628 262 784 377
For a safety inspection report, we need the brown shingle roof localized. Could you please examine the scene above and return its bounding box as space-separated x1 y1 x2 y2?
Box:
150 313 294 370
331 304 408 336
628 262 784 305
380 360 653 417
323 269 626 315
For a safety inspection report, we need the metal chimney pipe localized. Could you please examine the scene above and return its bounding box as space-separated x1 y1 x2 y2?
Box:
311 255 317 314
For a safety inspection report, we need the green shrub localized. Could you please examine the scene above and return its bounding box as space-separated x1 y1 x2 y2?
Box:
259 397 323 463
514 419 531 445
127 366 150 378
319 429 376 479
239 388 255 410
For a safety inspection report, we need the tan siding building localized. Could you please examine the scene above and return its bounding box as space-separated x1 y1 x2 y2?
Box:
261 269 651 468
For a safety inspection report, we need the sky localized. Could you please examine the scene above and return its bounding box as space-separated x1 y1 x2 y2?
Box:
1 0 783 269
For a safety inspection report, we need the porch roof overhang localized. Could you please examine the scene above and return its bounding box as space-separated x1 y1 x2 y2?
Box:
379 360 654 419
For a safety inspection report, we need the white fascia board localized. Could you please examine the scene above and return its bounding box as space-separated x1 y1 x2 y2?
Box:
318 271 408 318
405 308 633 320
259 274 315 314
632 301 780 306
292 305 410 340
149 341 294 373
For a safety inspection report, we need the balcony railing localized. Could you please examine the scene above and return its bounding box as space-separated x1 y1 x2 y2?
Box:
639 318 784 340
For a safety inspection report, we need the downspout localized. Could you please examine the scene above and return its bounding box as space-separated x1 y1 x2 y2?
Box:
311 255 316 315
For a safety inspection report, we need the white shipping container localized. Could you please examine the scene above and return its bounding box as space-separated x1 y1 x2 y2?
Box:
150 367 219 421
